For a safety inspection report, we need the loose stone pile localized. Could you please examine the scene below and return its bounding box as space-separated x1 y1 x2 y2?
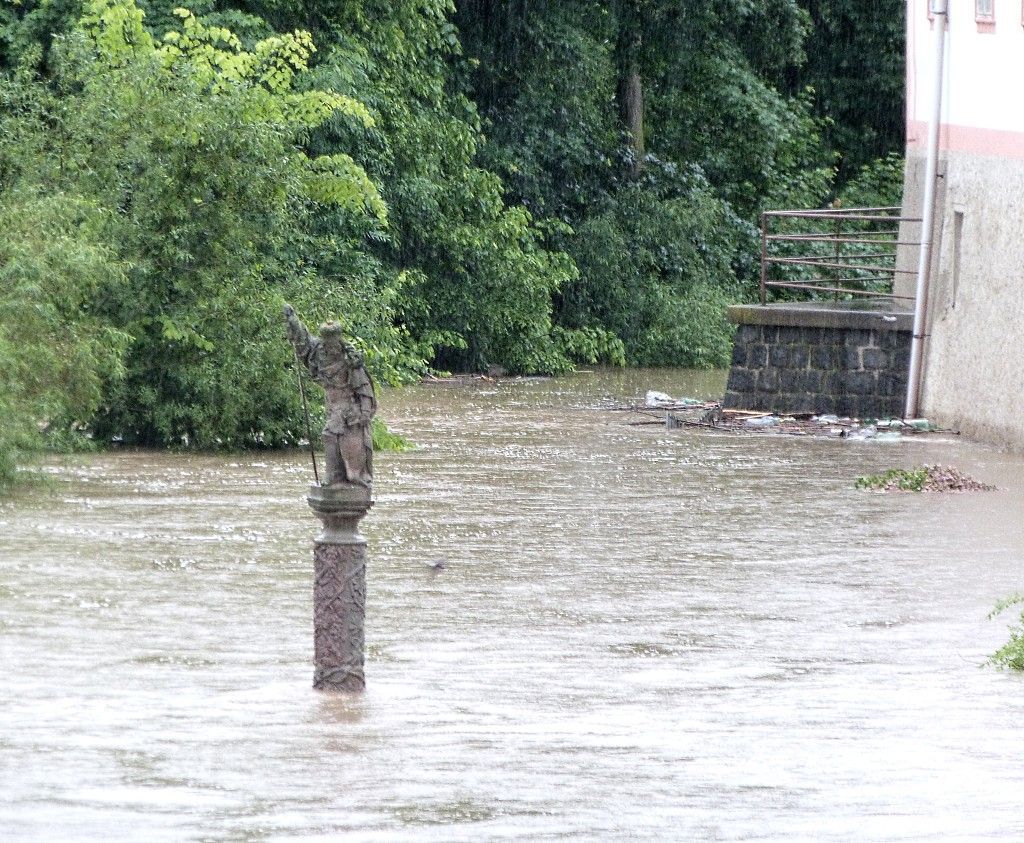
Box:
915 465 997 492
855 465 997 493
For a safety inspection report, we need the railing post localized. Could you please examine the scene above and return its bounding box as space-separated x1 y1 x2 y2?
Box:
759 212 768 305
833 214 842 302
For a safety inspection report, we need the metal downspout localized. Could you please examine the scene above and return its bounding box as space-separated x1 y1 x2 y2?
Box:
905 0 948 418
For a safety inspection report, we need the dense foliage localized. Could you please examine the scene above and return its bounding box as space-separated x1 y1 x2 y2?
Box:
0 0 905 479
787 0 905 181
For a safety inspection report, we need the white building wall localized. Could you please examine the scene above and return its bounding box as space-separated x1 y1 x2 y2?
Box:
908 0 1024 143
901 0 1024 447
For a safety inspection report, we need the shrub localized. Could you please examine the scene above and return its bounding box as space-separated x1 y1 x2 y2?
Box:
988 595 1024 672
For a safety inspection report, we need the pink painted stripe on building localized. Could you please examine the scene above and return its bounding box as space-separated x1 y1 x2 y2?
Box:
907 119 1024 159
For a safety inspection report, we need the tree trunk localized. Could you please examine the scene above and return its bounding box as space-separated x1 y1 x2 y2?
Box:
623 60 644 174
616 4 645 178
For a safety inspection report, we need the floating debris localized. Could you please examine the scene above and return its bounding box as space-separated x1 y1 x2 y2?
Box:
644 390 705 408
615 397 947 441
855 465 996 492
744 415 780 428
421 373 550 385
644 390 674 406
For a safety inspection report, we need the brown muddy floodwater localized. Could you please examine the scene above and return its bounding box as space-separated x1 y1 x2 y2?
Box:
2 368 1024 841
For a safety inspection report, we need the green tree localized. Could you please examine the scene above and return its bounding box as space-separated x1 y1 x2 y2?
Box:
456 0 833 365
0 189 129 482
790 0 905 181
224 0 581 373
1 0 396 450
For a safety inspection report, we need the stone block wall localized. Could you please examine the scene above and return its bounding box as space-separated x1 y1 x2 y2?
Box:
723 306 912 418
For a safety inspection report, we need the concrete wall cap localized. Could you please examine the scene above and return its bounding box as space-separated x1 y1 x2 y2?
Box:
727 303 913 332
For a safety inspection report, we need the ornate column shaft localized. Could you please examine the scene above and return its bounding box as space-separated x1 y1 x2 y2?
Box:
307 484 373 691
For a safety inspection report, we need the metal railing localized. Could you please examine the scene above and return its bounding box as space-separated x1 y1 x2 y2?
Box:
759 206 921 306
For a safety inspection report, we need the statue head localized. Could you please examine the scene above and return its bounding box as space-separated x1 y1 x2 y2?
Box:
320 321 344 351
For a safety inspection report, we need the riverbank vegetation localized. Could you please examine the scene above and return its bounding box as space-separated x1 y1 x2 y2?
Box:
0 0 904 479
989 595 1024 672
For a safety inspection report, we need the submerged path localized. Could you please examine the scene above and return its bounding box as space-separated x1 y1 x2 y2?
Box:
2 368 1023 841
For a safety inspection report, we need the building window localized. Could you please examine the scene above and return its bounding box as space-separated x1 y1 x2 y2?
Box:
976 0 996 31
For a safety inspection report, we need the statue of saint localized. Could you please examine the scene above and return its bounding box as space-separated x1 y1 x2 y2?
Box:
284 304 376 488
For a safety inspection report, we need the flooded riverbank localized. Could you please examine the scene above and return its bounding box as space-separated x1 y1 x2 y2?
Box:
2 368 1024 840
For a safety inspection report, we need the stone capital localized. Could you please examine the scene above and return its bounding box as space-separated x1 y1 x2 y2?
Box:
307 483 373 545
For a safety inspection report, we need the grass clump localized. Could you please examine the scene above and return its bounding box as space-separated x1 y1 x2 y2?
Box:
855 467 928 492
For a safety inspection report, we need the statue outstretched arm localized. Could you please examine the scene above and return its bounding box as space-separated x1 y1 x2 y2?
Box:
283 303 318 370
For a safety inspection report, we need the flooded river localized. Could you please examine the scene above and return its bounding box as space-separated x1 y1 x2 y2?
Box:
2 368 1024 841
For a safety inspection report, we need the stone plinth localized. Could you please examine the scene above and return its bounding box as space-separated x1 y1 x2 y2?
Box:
724 303 913 418
307 484 373 691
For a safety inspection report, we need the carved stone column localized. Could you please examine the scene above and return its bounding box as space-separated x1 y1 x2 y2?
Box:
307 484 373 691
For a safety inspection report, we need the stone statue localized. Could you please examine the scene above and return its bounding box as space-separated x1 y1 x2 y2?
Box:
284 304 376 488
